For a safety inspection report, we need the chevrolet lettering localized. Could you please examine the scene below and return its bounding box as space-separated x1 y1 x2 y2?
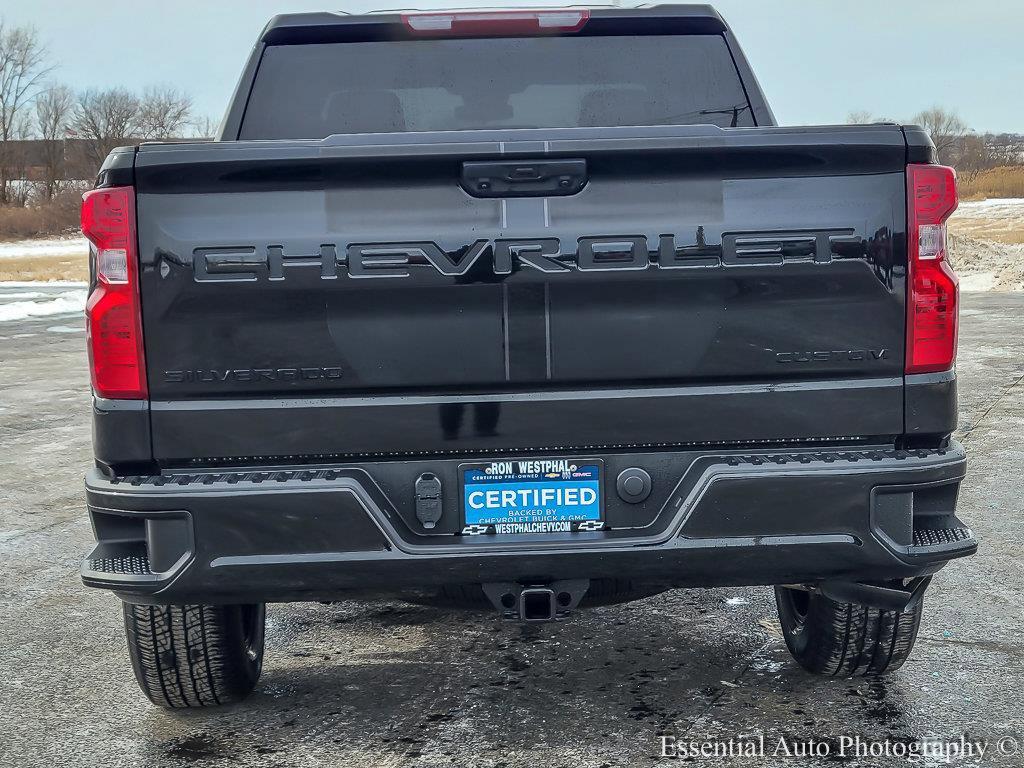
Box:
191 230 860 282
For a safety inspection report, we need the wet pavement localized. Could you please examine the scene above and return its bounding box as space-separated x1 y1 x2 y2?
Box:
0 291 1021 767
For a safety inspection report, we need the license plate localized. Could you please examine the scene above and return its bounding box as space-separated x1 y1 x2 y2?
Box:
461 458 604 535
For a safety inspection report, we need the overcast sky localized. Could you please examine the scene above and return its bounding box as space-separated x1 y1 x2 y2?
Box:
3 0 1022 133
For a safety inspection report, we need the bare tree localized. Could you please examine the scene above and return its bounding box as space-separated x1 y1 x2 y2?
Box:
35 83 74 200
956 134 992 182
136 85 192 140
4 112 32 205
847 110 876 124
71 87 141 169
911 107 968 166
189 114 219 140
846 110 894 125
0 22 52 204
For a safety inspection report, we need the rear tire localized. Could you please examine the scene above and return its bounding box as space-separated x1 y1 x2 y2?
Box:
774 586 922 677
123 602 265 707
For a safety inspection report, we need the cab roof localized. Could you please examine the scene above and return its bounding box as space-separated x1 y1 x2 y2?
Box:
260 5 728 45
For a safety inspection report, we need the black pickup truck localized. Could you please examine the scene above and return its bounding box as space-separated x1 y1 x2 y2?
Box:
80 5 975 707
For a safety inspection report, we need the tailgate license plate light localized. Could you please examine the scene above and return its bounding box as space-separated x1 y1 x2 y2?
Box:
461 459 604 535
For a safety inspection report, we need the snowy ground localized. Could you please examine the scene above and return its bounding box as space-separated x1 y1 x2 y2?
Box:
0 236 89 282
0 236 87 260
951 197 1024 246
949 234 1024 292
0 284 87 325
955 197 1024 220
948 198 1024 292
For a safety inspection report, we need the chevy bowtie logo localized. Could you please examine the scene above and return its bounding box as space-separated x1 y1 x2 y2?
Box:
187 229 860 283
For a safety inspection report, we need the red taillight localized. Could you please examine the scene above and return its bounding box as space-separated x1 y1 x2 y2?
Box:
402 9 589 36
906 164 959 375
81 186 147 399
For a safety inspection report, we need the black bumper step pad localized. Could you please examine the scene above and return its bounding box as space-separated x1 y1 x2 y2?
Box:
911 526 974 549
85 553 153 577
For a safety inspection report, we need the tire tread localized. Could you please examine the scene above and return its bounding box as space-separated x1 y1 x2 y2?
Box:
123 603 262 708
774 587 923 678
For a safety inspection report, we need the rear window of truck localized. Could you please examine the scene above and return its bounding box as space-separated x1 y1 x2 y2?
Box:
239 35 755 139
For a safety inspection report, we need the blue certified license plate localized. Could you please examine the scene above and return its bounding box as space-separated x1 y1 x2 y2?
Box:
461 459 604 535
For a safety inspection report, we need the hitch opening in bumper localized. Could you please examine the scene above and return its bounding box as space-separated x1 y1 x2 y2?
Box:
482 580 590 622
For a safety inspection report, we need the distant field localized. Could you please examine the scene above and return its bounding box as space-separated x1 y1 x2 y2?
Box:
959 165 1024 201
950 198 1024 245
0 254 88 282
0 237 88 282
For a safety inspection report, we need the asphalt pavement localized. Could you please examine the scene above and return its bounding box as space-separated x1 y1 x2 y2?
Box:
0 290 1021 767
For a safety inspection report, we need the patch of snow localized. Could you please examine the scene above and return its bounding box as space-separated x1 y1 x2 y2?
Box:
951 199 1024 252
0 291 49 299
959 272 996 292
0 237 88 260
947 234 1024 292
725 597 749 606
0 280 88 288
956 197 1024 212
46 324 83 334
0 290 86 322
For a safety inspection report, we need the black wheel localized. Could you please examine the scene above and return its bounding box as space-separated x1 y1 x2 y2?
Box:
123 602 265 707
774 586 922 677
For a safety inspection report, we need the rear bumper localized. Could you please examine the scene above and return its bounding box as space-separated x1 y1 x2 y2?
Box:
81 443 975 605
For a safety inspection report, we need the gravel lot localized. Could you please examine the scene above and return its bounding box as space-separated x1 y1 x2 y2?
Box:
0 291 1021 768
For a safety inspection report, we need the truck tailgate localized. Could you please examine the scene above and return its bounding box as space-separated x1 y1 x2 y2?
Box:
134 125 909 462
